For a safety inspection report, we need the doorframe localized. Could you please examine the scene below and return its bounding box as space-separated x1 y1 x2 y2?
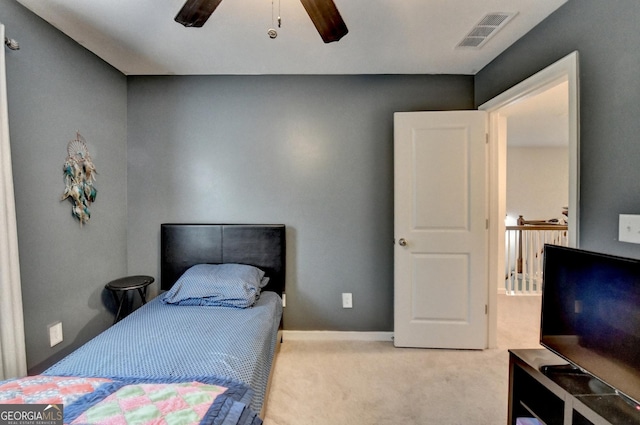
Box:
478 51 579 348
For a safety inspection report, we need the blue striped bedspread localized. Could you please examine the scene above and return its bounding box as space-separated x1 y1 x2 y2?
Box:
44 291 283 414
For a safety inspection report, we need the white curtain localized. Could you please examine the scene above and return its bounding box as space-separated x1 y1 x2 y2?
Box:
0 23 27 380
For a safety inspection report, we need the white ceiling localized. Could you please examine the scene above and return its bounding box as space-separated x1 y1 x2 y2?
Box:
16 0 567 75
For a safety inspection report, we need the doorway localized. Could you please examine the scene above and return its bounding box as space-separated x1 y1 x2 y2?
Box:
502 80 570 294
480 51 579 348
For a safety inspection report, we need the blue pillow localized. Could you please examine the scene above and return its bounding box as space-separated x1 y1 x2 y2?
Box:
161 263 268 308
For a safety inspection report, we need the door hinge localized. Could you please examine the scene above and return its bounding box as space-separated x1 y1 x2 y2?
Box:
485 304 488 315
485 133 489 144
486 219 489 229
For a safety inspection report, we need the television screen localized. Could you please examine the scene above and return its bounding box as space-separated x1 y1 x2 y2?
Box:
541 245 640 404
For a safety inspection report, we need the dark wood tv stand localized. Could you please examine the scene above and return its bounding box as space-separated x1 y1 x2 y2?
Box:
509 349 640 425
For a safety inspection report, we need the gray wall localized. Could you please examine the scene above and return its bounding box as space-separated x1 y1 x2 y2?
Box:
127 75 474 331
475 0 640 258
0 1 128 370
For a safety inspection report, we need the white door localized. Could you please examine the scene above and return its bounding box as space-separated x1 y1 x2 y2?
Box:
394 111 488 349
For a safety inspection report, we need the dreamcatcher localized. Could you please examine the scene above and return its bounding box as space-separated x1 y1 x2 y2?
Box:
61 131 97 225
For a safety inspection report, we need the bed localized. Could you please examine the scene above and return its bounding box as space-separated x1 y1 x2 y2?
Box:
0 224 285 425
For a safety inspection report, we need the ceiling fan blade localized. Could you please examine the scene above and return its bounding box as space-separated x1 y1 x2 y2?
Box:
299 0 348 43
175 0 223 28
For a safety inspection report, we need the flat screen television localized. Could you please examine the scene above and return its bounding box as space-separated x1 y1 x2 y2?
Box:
541 244 640 404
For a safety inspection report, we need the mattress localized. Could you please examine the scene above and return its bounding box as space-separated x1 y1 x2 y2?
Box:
44 291 283 413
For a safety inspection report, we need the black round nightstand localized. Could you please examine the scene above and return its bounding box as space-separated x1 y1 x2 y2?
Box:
105 275 154 324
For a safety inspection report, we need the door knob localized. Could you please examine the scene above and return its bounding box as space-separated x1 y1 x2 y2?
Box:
398 238 408 247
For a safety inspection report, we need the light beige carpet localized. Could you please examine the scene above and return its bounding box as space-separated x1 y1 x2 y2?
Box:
263 294 542 425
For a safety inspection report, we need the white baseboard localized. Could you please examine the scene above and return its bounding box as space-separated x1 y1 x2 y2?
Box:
282 331 393 342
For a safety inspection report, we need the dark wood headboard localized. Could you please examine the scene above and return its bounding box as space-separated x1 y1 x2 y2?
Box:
160 224 286 295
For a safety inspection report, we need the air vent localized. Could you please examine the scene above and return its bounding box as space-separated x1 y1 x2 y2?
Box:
457 12 516 49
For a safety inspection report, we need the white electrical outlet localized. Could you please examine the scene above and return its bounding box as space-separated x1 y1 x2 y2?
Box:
48 321 63 347
619 214 640 244
342 292 353 308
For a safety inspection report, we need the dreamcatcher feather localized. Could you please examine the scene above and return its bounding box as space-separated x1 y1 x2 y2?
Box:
61 131 97 225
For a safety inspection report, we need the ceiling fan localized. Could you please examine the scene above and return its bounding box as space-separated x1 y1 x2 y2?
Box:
174 0 348 43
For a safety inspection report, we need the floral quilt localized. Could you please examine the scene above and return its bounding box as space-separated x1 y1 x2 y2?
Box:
0 376 262 425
